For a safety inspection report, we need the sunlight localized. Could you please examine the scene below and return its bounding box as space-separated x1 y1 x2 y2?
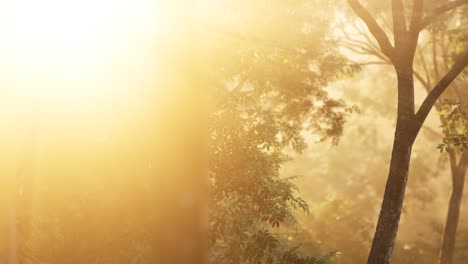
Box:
8 0 163 105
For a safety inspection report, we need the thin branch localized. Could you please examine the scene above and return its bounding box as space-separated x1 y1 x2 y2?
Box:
441 30 450 72
414 70 443 111
351 23 383 53
352 24 393 63
415 52 468 128
417 46 431 87
341 43 374 55
347 0 395 61
341 38 375 49
341 37 391 63
355 61 392 66
341 39 383 56
341 42 390 62
341 39 376 51
414 71 431 92
432 32 441 81
418 0 468 31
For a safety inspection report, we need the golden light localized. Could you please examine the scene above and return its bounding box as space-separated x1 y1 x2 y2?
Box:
5 0 165 108
0 0 174 180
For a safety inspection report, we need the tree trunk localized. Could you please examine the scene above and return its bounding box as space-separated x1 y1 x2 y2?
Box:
440 182 464 264
367 125 414 264
368 70 417 264
439 151 468 264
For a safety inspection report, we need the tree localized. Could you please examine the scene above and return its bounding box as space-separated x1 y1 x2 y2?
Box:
205 0 358 262
346 1 468 263
341 4 468 263
437 99 468 264
436 12 468 264
278 68 445 263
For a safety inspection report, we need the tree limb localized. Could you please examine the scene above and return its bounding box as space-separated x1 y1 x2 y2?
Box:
415 52 468 128
341 42 390 62
432 32 441 81
392 0 407 46
352 22 382 52
350 22 393 63
414 70 431 92
356 61 392 66
347 0 395 61
418 0 468 31
417 46 431 86
410 0 424 32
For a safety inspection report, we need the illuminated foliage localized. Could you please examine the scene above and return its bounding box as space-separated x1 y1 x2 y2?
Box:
207 1 358 263
437 100 468 152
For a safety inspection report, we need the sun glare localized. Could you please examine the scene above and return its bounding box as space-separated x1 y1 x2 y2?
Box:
5 0 163 107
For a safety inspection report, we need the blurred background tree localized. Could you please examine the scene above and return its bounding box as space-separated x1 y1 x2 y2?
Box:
203 0 359 263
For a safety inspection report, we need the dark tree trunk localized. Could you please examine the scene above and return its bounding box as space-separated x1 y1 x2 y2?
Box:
346 1 468 263
440 182 464 264
368 70 417 264
439 151 468 264
367 126 414 264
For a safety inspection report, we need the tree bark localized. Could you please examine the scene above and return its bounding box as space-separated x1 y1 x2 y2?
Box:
440 181 464 264
439 150 468 264
367 70 417 264
345 2 468 263
367 124 416 264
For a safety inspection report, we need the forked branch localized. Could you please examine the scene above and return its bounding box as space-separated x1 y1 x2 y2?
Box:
415 52 468 128
347 0 395 61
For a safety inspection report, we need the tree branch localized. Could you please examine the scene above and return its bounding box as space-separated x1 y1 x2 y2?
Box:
347 0 395 61
414 52 468 128
352 23 383 53
392 0 407 46
418 0 468 31
432 32 441 81
341 41 390 62
355 61 392 66
417 46 431 87
414 70 431 92
350 23 393 63
410 0 424 32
